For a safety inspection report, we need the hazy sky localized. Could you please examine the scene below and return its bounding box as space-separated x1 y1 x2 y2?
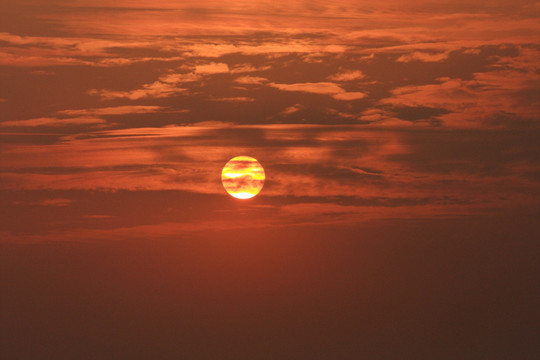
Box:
1 1 539 358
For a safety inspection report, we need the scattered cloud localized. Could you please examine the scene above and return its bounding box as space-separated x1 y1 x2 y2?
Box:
333 92 367 101
159 72 201 83
281 104 304 115
270 82 366 101
327 70 365 81
270 82 343 95
89 81 186 100
325 108 356 119
97 56 185 66
231 64 271 73
396 51 449 62
358 109 394 123
380 63 540 127
234 76 268 84
195 62 230 74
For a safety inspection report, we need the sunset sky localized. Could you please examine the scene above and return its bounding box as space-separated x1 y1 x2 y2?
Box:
1 1 539 358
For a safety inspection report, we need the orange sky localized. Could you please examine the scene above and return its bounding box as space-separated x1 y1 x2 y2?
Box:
1 1 539 358
1 0 539 241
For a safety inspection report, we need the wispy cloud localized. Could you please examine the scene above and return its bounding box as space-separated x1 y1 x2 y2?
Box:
1 117 106 127
396 51 449 62
57 106 167 116
195 62 230 74
35 198 73 207
89 82 186 100
332 92 367 101
270 82 343 95
327 70 365 82
234 76 268 85
208 97 255 102
270 82 366 101
231 64 271 73
281 104 304 115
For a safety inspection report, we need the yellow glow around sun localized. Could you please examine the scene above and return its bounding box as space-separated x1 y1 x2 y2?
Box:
221 156 265 199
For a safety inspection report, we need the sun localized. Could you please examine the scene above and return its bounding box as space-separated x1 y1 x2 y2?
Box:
221 156 265 199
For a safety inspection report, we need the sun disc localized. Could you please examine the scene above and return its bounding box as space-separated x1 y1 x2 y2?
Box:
221 156 265 199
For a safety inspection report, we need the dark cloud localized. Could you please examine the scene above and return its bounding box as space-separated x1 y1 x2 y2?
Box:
270 163 386 183
390 106 450 122
387 129 540 175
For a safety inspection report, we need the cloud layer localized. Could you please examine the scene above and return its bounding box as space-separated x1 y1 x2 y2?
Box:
1 0 539 241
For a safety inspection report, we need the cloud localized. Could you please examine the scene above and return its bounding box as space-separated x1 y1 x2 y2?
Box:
97 56 185 66
325 108 356 120
2 0 540 232
327 70 365 81
1 0 538 72
270 82 343 95
159 72 201 83
35 198 73 207
195 62 229 74
208 97 255 102
281 104 304 115
231 64 271 73
379 63 540 128
332 92 367 101
187 43 346 58
2 120 537 223
358 109 392 123
0 49 184 67
89 81 186 100
0 51 94 67
234 76 268 84
87 65 233 101
270 82 366 101
57 106 167 116
0 32 181 67
1 117 106 127
396 51 449 62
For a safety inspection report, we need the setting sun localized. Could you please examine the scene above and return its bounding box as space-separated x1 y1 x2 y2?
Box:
221 156 265 199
